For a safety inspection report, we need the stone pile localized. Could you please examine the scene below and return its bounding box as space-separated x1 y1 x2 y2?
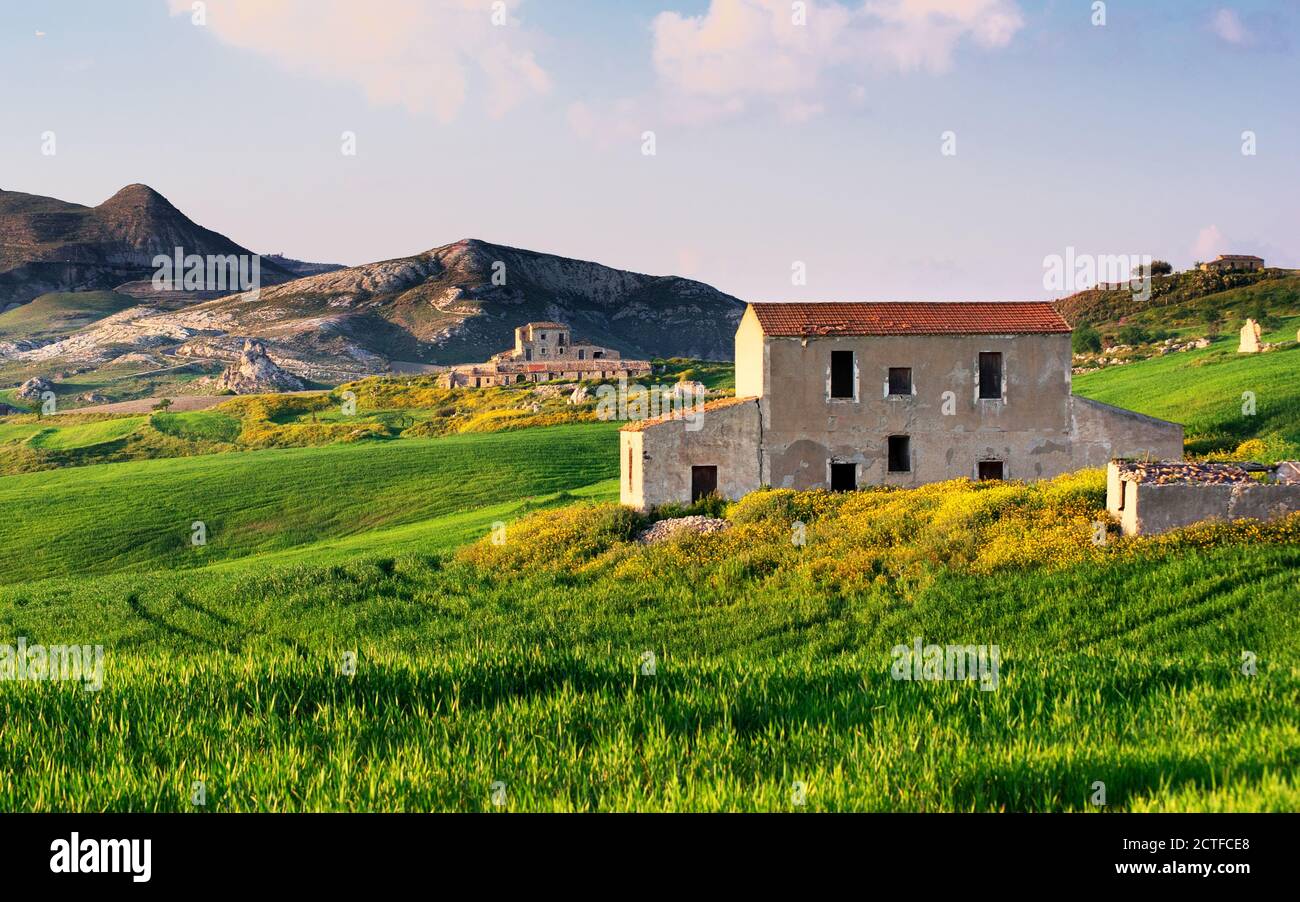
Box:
637 516 731 544
1118 461 1255 486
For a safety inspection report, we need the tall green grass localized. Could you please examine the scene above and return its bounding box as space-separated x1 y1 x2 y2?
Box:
0 481 1295 811
0 423 618 583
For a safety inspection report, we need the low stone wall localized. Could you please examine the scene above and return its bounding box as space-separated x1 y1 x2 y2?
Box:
1117 480 1300 536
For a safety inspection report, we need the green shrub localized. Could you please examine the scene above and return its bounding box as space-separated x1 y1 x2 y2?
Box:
1072 324 1102 354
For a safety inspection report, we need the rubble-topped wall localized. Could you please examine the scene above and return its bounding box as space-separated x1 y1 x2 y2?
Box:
1107 459 1300 535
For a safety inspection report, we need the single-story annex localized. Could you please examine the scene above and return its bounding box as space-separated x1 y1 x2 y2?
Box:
621 301 1184 509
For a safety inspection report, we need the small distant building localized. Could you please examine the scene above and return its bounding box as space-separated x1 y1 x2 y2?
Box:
1107 459 1300 536
437 322 651 388
1200 254 1264 273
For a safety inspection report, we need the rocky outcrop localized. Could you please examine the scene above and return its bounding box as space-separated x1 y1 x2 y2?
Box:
213 339 306 394
15 376 53 401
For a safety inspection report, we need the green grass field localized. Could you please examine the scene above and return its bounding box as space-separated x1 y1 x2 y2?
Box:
1 340 1298 812
0 474 1296 812
0 423 619 584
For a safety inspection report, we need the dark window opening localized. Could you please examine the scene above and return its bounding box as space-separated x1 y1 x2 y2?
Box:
1118 479 1126 511
830 350 854 399
977 460 1004 481
578 349 586 360
691 465 718 502
593 351 605 360
540 333 546 340
978 352 1003 400
888 367 913 396
887 435 911 473
525 349 532 361
830 462 857 492
628 447 633 491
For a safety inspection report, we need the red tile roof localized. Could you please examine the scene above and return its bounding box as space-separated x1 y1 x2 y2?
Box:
749 302 1071 336
621 396 756 432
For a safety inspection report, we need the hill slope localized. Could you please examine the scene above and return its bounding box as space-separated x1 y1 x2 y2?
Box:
0 421 618 583
0 184 303 308
126 238 746 366
1073 315 1300 459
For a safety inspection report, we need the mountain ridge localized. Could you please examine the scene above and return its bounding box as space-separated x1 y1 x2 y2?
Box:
0 184 314 309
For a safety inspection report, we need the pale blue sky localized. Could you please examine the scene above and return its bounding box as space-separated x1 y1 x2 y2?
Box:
1 0 1296 300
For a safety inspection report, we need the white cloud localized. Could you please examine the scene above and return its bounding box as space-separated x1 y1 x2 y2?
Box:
569 1 1022 146
168 0 549 122
1193 225 1228 261
1210 8 1250 46
650 0 1024 118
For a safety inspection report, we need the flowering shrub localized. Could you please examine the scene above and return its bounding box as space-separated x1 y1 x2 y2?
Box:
459 469 1300 595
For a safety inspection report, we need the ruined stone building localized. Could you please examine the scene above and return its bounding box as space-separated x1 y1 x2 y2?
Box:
621 302 1184 509
1199 254 1264 273
1107 460 1300 536
438 322 651 388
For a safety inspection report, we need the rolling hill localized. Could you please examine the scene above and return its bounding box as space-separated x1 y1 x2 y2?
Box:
113 238 747 366
0 184 307 309
0 421 619 583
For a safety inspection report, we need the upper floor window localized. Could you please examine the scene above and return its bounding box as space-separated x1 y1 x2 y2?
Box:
830 350 855 399
540 333 547 341
887 367 912 396
978 352 1003 400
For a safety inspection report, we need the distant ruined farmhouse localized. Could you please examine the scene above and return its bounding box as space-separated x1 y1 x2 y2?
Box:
438 322 651 388
1199 254 1264 273
621 302 1183 509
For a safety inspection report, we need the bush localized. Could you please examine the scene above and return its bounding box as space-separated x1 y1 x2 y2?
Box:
727 488 836 526
1117 324 1151 346
653 492 729 521
1072 324 1102 354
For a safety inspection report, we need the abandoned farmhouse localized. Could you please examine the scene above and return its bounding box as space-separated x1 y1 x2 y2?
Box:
621 302 1183 509
1199 254 1265 273
438 322 651 388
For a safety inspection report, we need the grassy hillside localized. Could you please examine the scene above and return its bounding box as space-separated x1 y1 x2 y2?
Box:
1 474 1296 811
0 368 733 475
1073 319 1300 460
1055 268 1299 334
0 290 138 340
0 422 619 583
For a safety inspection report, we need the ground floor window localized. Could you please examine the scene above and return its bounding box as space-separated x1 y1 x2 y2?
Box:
977 460 1004 481
830 462 857 492
887 435 911 473
691 465 718 501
